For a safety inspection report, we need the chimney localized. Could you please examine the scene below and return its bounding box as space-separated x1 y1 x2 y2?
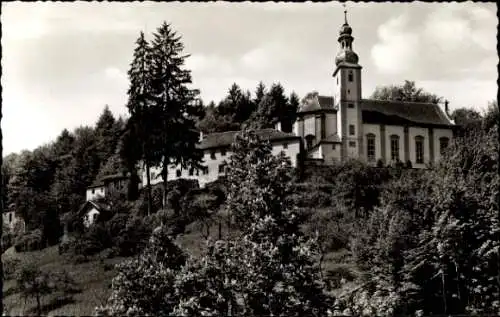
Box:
444 100 449 115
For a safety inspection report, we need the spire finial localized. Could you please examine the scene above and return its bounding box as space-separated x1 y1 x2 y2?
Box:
343 3 348 24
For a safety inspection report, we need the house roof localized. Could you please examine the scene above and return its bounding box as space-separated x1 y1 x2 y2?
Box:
77 200 110 216
197 129 300 150
298 94 336 114
100 173 128 182
307 133 342 153
361 99 454 126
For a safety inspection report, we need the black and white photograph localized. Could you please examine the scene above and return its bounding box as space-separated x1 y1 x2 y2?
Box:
1 1 498 316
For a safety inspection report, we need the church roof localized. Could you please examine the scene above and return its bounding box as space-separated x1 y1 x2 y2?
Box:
198 129 300 150
361 99 454 127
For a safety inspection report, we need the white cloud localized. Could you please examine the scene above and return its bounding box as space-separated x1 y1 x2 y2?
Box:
185 54 233 75
371 14 419 74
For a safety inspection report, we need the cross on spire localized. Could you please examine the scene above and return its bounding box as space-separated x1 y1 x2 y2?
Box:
343 3 348 24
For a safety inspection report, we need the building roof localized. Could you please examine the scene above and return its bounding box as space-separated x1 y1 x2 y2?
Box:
77 200 110 216
298 94 337 114
361 99 454 127
198 129 300 150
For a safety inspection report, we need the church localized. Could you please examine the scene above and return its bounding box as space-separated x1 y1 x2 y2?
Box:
140 11 455 188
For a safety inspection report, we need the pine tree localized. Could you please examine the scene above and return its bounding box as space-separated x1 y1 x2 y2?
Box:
149 22 204 209
124 31 155 215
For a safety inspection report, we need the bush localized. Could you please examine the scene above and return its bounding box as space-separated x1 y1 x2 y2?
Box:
14 229 44 252
3 258 21 280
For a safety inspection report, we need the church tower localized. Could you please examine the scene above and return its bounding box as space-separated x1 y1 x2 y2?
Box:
333 8 363 160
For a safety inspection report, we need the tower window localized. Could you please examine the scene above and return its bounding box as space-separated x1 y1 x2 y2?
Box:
366 133 376 162
390 135 400 161
348 72 353 82
349 125 355 136
415 136 424 164
348 103 354 108
349 141 356 148
439 137 449 155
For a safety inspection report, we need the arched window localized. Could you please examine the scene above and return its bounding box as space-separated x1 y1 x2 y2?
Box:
415 136 424 164
390 135 400 161
366 133 376 162
348 71 353 82
305 135 315 150
439 137 450 155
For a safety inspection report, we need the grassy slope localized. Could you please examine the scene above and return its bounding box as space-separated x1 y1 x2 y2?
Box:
2 245 132 316
3 212 358 315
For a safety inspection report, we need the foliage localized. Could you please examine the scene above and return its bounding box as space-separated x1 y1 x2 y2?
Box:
14 229 44 253
371 80 442 104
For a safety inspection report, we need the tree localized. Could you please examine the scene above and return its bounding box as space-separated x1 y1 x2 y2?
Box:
149 21 204 208
95 105 117 165
124 31 155 215
253 81 266 109
371 80 442 104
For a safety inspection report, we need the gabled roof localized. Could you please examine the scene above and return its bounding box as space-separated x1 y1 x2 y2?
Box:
298 93 336 114
361 99 454 127
198 129 300 150
77 200 111 216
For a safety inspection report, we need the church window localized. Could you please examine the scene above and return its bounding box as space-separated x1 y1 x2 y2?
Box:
348 103 354 108
366 134 376 162
349 124 355 136
390 135 400 161
348 71 353 82
349 141 356 148
439 137 449 155
176 169 181 177
415 136 424 164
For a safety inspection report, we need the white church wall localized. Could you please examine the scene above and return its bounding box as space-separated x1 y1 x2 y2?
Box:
325 113 338 137
304 115 315 137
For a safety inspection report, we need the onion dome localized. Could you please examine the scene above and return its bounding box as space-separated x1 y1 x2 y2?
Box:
339 23 352 36
335 49 359 65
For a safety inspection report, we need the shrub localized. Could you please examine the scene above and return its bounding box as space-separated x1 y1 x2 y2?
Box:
3 258 21 280
14 229 44 252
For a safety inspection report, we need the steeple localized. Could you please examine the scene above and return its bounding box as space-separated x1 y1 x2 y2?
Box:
335 4 359 66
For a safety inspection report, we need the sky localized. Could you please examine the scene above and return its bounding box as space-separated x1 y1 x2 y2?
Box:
1 1 497 156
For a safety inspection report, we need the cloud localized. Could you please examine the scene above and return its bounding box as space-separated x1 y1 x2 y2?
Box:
185 54 234 75
371 4 496 79
371 14 420 74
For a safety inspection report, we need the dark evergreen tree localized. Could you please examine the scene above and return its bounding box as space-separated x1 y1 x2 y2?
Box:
149 22 204 208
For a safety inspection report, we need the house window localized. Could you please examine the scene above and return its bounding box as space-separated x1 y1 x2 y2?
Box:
367 133 376 162
189 168 194 176
9 213 12 222
203 167 209 175
390 135 400 161
218 164 226 174
347 89 350 95
196 169 200 176
349 124 355 136
305 135 314 150
176 169 181 177
415 136 424 164
283 143 288 149
439 137 450 155
150 172 156 180
332 144 336 150
221 148 226 156
91 189 95 194
93 213 99 222
210 151 216 160
349 141 356 148
348 103 354 108
348 71 353 82
337 77 339 85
